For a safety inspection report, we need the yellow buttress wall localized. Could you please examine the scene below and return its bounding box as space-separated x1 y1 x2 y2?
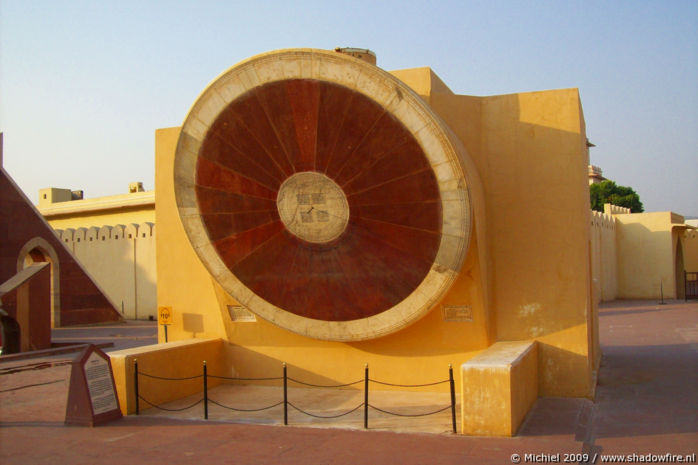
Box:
615 212 682 299
430 87 594 397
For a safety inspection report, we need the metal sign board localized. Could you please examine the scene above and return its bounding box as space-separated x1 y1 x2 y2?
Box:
158 306 172 325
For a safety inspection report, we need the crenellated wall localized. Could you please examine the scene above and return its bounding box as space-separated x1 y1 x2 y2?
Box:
590 209 618 303
604 204 631 215
589 206 697 301
53 222 157 320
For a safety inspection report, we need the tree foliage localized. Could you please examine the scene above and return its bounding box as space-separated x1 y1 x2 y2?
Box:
590 180 644 213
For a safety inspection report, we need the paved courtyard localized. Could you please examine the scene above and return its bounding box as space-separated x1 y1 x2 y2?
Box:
0 300 696 464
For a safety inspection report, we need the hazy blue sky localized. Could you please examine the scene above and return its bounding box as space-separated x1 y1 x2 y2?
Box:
1 0 696 215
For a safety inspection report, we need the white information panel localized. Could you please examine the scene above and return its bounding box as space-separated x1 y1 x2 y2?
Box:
85 351 118 415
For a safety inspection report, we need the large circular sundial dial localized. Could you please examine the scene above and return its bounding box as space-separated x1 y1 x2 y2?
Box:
174 49 472 341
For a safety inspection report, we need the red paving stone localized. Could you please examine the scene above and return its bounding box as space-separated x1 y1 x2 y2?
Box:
1 300 696 464
587 300 698 457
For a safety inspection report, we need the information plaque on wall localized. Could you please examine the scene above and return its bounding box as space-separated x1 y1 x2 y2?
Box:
65 345 122 426
228 305 257 322
442 305 473 322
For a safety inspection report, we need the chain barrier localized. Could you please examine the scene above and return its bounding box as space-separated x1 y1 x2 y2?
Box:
288 377 363 388
138 395 203 412
132 360 458 433
207 375 283 381
288 401 365 419
368 378 449 388
138 372 202 381
368 403 452 417
208 398 284 412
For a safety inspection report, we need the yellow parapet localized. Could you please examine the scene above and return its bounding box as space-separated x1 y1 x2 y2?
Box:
109 338 225 415
460 341 538 436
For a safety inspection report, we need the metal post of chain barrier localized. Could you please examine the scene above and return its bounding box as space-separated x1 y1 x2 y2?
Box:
283 363 288 425
203 361 208 420
134 359 139 415
449 364 457 434
660 281 665 305
364 364 369 429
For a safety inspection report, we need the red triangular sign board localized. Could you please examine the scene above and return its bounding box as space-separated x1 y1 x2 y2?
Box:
65 345 122 426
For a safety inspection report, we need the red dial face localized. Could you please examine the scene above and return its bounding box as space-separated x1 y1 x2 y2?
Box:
195 79 442 322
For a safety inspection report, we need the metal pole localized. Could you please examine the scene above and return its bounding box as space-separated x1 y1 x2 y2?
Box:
203 361 208 420
685 271 688 302
164 325 168 343
134 359 139 415
133 235 138 320
283 363 288 425
364 364 369 429
449 364 457 434
660 280 665 305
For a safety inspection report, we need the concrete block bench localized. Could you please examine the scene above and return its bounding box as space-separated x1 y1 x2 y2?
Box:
460 340 538 436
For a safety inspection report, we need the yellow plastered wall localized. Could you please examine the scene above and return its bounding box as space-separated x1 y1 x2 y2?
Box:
590 210 618 303
685 229 698 272
42 206 154 231
430 84 594 397
135 223 157 318
110 338 225 414
156 128 230 343
615 212 684 299
390 67 454 105
51 223 157 320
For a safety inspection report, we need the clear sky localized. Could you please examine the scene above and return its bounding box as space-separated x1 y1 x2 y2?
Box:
1 0 696 216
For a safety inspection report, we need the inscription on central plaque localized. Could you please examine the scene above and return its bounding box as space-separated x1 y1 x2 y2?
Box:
276 172 350 243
